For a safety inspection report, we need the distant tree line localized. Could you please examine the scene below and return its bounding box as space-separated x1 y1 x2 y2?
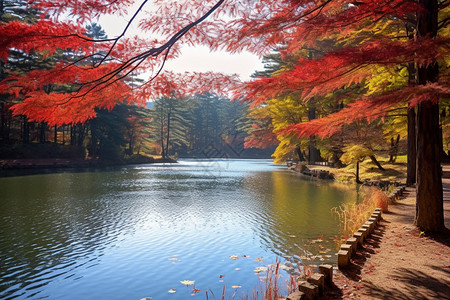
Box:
150 92 273 159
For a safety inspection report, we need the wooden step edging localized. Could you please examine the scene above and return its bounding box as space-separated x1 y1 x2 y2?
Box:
286 208 385 299
338 208 382 269
287 264 333 300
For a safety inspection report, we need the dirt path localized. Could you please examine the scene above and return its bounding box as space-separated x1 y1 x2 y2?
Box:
330 184 450 299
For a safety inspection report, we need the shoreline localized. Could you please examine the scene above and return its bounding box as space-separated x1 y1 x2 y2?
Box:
289 162 405 188
289 162 449 299
0 157 176 177
333 185 450 299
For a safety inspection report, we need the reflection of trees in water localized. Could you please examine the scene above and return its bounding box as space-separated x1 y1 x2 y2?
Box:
243 171 359 264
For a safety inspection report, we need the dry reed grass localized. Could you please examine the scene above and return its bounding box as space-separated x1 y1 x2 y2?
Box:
332 186 390 239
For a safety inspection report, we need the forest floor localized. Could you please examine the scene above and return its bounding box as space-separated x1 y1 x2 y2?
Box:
322 165 450 299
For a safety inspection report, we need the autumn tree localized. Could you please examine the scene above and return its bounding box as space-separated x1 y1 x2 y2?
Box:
237 0 448 232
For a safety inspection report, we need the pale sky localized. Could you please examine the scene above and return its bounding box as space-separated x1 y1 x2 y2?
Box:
98 6 264 81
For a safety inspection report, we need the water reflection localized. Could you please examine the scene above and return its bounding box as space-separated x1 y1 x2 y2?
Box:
0 159 359 299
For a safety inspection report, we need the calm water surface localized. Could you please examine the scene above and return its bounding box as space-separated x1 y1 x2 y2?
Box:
0 159 359 299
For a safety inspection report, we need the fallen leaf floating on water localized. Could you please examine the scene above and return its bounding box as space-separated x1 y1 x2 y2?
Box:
234 268 241 271
169 258 180 261
232 285 242 289
168 289 176 294
180 280 195 286
254 266 268 274
219 274 225 278
254 258 263 262
230 255 239 260
192 286 200 293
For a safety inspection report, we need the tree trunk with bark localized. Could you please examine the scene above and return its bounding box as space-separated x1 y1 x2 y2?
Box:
407 107 416 186
369 155 385 171
355 160 362 184
415 0 444 232
308 103 320 163
39 122 46 143
388 135 400 163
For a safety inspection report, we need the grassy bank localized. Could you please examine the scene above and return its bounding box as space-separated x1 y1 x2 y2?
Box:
308 155 407 184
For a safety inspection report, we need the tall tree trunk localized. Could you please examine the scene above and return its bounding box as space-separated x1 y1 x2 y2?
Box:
439 108 449 160
308 103 320 163
160 116 166 159
165 110 171 158
388 135 400 163
22 116 30 144
415 0 444 232
407 107 417 186
39 122 46 143
62 125 65 145
296 145 305 162
355 160 362 184
369 155 385 171
77 123 85 147
0 103 6 142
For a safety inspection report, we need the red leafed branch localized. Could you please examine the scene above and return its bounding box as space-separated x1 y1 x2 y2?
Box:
239 37 450 106
0 20 90 62
280 83 450 139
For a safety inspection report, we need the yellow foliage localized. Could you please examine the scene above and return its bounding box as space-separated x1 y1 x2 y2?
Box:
439 6 450 38
272 138 297 164
340 145 374 164
365 65 408 96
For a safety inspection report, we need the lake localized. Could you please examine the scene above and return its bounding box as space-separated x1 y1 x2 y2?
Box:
0 159 359 299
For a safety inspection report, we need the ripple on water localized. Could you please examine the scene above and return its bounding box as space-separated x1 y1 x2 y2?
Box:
0 160 358 300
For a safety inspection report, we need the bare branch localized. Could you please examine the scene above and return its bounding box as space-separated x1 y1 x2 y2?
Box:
64 0 225 102
96 0 150 66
